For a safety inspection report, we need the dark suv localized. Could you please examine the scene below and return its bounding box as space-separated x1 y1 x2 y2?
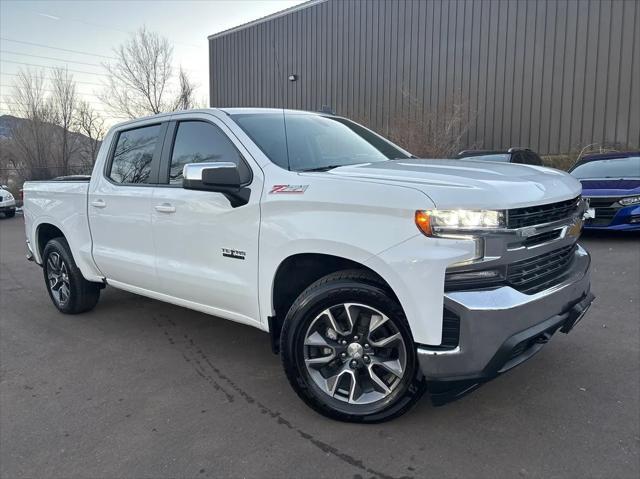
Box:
456 148 543 166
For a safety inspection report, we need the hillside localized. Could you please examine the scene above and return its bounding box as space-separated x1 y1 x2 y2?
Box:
0 114 96 147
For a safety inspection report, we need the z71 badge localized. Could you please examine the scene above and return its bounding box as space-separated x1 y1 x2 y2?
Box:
269 184 309 194
222 248 246 260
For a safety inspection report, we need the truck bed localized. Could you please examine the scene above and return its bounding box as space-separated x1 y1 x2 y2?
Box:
23 180 100 281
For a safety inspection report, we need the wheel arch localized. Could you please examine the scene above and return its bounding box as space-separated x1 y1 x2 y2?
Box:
31 218 104 282
267 252 397 353
36 222 66 261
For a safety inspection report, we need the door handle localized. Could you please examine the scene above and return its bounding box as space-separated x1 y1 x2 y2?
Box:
155 203 176 213
91 199 106 208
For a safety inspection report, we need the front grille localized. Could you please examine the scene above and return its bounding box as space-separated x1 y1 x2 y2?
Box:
508 196 580 228
441 308 460 349
587 197 617 208
507 244 577 294
521 229 562 247
584 197 621 226
592 207 618 220
445 244 578 294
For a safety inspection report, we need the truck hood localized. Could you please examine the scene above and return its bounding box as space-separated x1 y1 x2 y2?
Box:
327 159 582 209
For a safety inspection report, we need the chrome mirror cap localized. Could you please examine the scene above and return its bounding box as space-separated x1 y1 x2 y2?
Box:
183 162 238 181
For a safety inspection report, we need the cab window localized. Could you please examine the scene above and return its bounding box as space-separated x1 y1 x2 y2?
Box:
108 124 162 184
168 121 250 185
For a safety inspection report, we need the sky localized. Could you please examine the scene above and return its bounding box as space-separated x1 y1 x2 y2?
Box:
0 0 305 124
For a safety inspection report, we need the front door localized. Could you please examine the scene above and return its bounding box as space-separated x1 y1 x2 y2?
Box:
151 113 262 326
88 121 167 292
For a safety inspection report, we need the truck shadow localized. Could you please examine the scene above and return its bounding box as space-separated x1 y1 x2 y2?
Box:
95 285 593 426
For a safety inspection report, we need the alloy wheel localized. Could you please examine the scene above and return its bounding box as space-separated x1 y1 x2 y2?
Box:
47 252 70 306
303 303 407 405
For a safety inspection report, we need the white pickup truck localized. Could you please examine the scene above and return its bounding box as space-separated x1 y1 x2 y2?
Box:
24 108 594 422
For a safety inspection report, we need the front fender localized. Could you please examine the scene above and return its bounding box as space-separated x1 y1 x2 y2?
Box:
365 235 477 345
258 238 383 329
258 170 440 333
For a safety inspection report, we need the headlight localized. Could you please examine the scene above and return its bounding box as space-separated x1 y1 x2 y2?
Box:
415 209 506 236
4 193 13 200
619 195 640 206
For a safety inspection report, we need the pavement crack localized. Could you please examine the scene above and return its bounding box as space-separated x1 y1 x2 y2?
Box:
155 316 410 479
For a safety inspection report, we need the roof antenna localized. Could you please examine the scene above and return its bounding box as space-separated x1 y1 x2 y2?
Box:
272 33 292 171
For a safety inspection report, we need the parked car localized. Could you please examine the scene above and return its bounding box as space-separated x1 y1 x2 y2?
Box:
23 108 594 422
0 186 16 218
569 152 640 231
456 148 544 165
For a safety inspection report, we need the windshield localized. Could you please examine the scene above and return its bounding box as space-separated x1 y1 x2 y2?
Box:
231 113 407 171
463 154 511 162
570 156 640 179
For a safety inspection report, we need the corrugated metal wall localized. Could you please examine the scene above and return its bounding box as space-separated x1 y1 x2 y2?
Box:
209 0 640 155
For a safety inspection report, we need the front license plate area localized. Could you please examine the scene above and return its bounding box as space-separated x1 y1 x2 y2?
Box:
585 208 596 219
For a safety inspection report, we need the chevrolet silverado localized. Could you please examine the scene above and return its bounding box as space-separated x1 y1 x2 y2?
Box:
23 108 594 422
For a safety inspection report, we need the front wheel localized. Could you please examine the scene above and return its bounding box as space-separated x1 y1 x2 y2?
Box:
42 237 101 314
281 270 426 423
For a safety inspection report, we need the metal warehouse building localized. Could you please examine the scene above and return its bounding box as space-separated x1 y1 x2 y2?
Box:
209 0 640 156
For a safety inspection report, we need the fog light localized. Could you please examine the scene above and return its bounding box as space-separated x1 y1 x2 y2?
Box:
629 216 640 224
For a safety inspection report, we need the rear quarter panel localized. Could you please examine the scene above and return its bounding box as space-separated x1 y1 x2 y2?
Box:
23 181 103 282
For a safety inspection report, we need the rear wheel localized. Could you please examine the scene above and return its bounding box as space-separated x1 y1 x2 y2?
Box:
281 270 426 422
42 237 100 314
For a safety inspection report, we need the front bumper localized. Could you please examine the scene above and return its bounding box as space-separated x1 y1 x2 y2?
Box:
0 200 16 212
418 244 593 403
584 204 640 230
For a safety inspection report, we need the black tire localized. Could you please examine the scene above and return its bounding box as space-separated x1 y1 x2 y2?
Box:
5 209 15 218
42 237 101 314
281 269 426 423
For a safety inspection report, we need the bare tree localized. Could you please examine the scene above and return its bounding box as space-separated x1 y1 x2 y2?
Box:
100 27 199 118
74 100 106 166
50 67 78 175
173 67 198 111
3 68 104 182
6 69 59 180
10 68 49 120
386 93 476 158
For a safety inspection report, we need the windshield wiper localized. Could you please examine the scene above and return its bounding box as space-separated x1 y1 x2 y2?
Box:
300 165 346 172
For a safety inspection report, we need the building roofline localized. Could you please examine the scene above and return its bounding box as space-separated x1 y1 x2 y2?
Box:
207 0 326 41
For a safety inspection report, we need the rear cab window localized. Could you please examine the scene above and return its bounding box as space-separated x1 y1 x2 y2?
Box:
107 124 163 184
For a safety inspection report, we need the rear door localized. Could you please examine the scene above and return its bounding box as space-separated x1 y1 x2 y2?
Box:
88 120 168 291
150 112 263 325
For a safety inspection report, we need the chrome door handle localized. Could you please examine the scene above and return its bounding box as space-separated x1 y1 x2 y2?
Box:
91 199 106 208
155 203 176 213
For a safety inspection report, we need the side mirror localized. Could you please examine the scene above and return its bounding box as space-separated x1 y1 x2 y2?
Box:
182 162 250 207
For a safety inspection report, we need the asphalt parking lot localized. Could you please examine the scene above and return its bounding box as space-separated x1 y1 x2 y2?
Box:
1 215 638 479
